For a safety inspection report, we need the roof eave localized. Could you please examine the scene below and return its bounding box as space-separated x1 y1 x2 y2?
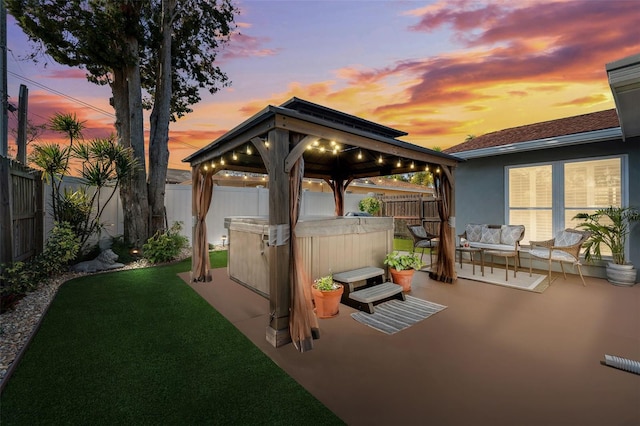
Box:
452 127 623 160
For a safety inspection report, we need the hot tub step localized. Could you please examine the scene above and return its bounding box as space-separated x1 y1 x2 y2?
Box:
348 282 405 314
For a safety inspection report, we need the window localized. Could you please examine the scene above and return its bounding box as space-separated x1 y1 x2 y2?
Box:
507 156 625 246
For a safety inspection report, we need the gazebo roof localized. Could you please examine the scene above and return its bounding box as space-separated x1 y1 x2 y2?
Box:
183 98 460 180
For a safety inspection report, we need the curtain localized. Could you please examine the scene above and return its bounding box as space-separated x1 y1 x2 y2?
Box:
191 164 214 282
289 157 320 351
429 172 456 283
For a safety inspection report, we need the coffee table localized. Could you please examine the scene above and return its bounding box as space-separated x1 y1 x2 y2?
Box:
483 250 518 281
456 246 484 276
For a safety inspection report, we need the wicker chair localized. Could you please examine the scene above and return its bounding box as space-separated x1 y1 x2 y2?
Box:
406 224 438 265
529 228 592 286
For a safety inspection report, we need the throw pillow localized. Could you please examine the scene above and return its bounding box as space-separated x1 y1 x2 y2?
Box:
465 224 483 242
555 230 581 247
501 225 524 246
480 226 501 244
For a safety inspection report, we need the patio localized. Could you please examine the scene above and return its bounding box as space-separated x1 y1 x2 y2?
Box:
184 268 640 426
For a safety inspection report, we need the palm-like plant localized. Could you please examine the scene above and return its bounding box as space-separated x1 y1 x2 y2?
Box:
573 206 640 265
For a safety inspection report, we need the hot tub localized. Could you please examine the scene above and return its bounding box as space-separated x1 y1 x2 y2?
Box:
224 216 394 296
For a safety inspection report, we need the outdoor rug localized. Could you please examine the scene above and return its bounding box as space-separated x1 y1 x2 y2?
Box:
429 262 548 293
351 296 447 335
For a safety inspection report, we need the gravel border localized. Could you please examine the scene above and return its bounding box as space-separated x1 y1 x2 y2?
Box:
0 248 198 391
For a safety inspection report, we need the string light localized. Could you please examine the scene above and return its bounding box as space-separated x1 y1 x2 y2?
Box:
357 150 363 160
265 141 270 148
246 145 252 155
410 161 415 169
396 159 401 168
232 151 237 161
220 157 225 165
203 164 208 171
378 155 383 164
436 167 441 174
425 165 430 172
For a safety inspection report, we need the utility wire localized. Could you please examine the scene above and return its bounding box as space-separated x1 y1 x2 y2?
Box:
8 69 116 118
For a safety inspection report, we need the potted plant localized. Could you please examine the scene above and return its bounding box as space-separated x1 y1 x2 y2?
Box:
384 251 424 292
311 274 344 318
574 206 640 286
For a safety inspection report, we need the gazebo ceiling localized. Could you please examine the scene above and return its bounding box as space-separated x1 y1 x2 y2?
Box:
183 97 461 180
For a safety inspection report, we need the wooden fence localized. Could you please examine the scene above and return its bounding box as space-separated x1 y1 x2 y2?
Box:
0 157 44 264
380 194 440 238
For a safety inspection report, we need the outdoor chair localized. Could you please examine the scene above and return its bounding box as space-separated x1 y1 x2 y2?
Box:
528 228 591 286
406 224 438 265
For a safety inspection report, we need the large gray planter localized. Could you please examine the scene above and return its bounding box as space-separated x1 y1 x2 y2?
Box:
606 262 637 286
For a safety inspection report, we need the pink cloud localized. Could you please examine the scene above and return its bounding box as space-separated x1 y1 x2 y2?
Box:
222 33 280 60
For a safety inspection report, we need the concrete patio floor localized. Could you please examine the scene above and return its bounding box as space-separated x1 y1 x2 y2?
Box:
184 268 640 426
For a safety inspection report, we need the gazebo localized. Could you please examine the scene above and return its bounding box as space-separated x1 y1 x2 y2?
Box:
183 98 460 351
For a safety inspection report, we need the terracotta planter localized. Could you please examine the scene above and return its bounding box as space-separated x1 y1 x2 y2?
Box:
606 262 637 286
389 268 415 292
311 284 344 318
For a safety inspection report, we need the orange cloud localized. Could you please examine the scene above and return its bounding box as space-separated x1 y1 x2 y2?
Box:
554 94 610 108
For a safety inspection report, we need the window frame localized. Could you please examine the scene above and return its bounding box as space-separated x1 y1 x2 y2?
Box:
504 154 628 246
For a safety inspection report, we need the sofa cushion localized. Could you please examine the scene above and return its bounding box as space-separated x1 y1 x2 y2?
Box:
480 226 501 244
501 225 524 246
555 230 581 247
465 224 483 242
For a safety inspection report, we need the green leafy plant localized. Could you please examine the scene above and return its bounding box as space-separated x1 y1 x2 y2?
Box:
574 206 640 265
358 196 381 215
313 274 341 291
384 251 424 271
1 222 80 312
142 222 189 264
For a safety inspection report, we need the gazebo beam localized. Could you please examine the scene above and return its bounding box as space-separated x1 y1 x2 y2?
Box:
275 114 458 167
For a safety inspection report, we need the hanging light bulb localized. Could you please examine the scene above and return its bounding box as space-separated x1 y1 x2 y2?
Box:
220 157 225 165
203 164 209 171
232 151 237 161
265 141 270 148
333 147 338 155
246 145 252 155
357 150 363 160
436 167 441 174
330 140 336 146
410 162 415 169
425 165 430 172
211 161 216 169
396 159 402 167
320 146 326 153
378 155 383 164
313 140 320 146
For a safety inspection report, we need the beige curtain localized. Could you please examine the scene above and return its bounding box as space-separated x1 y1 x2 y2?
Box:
289 157 320 351
429 172 456 283
191 164 214 282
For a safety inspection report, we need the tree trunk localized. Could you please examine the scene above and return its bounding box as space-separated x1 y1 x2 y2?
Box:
148 0 174 236
111 38 149 248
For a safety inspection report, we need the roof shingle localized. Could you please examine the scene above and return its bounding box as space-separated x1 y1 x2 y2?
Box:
445 109 619 154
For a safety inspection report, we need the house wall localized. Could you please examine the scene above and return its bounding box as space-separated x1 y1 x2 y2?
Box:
454 136 640 278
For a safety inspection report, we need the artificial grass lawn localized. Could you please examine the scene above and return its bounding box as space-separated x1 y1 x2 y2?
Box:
0 251 343 425
393 237 414 252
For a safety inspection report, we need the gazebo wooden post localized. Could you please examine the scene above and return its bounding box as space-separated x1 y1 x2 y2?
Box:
265 128 292 347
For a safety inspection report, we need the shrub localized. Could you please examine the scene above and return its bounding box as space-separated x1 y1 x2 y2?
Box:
142 222 189 264
36 222 82 277
358 196 381 215
1 222 80 311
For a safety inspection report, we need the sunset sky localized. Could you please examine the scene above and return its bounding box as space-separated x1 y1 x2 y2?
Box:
5 0 640 170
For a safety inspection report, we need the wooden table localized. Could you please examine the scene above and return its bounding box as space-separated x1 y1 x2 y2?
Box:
456 246 484 276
